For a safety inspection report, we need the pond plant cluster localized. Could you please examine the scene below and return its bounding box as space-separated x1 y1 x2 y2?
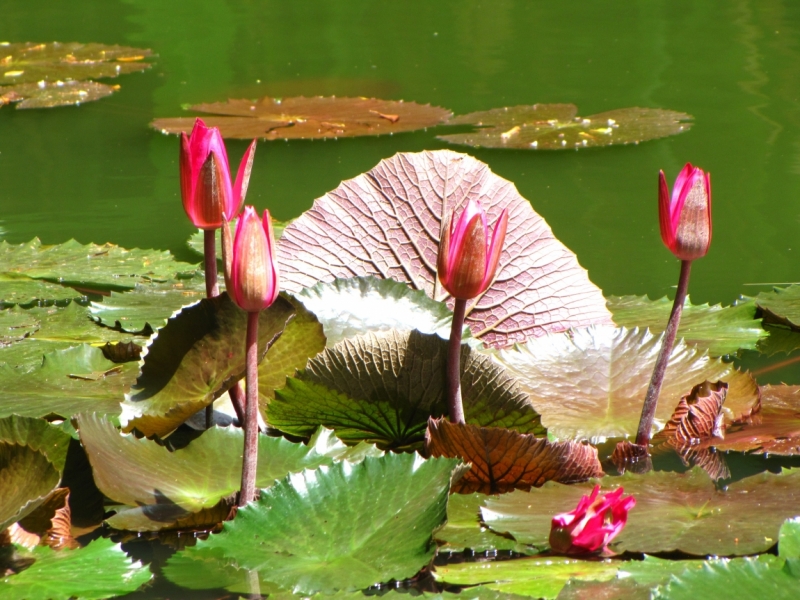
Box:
3 43 800 600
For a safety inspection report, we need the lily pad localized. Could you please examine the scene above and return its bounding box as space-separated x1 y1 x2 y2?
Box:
0 42 152 84
756 325 800 356
494 326 759 441
23 302 139 345
268 330 543 450
0 538 152 599
0 275 85 308
426 419 602 494
481 468 800 556
152 96 452 140
179 453 458 594
0 238 198 293
438 105 692 150
754 285 800 330
0 307 39 343
277 150 612 348
0 80 118 109
120 293 295 437
294 277 454 347
607 295 765 357
0 344 138 420
79 414 372 530
434 493 532 553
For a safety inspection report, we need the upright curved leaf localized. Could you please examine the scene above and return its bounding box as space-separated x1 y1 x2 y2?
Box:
277 150 612 348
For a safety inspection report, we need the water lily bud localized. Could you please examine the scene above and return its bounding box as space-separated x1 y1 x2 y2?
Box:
549 485 635 555
228 206 279 312
437 198 508 300
659 163 711 261
180 118 257 230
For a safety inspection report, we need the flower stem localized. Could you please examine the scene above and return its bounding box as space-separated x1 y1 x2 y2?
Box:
635 259 692 447
446 298 467 424
204 229 220 298
239 310 260 507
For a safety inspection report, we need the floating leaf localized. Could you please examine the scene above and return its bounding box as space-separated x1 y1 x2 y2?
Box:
438 105 692 150
13 488 76 550
494 326 759 441
268 330 542 450
0 80 118 109
0 307 38 343
555 579 653 600
481 468 800 556
22 302 138 346
607 295 765 356
120 293 294 437
434 493 531 553
755 285 800 330
0 238 198 293
0 344 138 420
426 418 602 494
294 277 453 347
277 150 611 348
0 538 151 599
180 453 458 594
0 415 71 471
152 96 452 140
756 325 800 356
0 42 152 84
0 275 85 308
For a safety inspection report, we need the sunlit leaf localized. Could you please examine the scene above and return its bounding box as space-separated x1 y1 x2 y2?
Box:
182 453 458 594
434 493 532 553
0 80 118 109
756 324 800 356
755 285 800 330
278 150 612 348
13 488 77 550
268 330 543 450
607 295 765 356
0 41 152 84
152 96 452 140
0 238 198 293
22 302 139 345
438 105 692 150
0 274 85 308
481 468 800 556
0 538 152 599
120 293 294 437
0 307 38 343
294 277 453 347
494 326 759 441
426 418 602 494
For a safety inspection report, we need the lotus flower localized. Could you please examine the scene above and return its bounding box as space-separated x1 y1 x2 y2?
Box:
180 118 256 230
224 206 279 313
659 163 711 261
437 198 509 300
549 485 635 555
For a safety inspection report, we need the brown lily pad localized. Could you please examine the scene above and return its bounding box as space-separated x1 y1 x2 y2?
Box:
0 80 118 109
277 150 612 348
425 418 603 494
438 105 692 150
13 488 77 550
151 96 452 140
654 380 727 445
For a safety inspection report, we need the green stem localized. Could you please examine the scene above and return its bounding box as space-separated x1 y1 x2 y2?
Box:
446 298 467 424
239 311 260 506
635 259 692 447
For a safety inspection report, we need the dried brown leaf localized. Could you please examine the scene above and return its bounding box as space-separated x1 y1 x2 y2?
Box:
14 488 76 550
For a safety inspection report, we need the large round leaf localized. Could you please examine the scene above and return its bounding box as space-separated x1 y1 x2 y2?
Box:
0 80 119 109
276 150 612 348
494 326 759 441
0 275 85 308
268 330 542 450
481 468 800 556
180 453 458 594
754 285 800 330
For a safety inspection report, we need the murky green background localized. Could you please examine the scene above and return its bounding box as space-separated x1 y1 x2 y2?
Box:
2 0 800 307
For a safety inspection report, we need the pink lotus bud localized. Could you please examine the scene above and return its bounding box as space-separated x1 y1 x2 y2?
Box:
659 163 711 261
180 118 256 230
549 485 635 555
437 199 508 300
227 206 280 312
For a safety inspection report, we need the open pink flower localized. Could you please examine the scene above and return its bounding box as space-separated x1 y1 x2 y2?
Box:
225 206 279 312
659 163 711 261
180 118 256 230
549 485 635 555
437 198 508 300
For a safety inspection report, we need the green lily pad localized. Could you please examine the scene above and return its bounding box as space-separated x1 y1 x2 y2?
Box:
268 330 543 450
756 325 800 356
79 413 376 530
0 80 118 109
438 105 692 150
0 42 152 84
494 326 759 441
607 295 765 357
0 275 85 308
0 307 39 343
178 453 458 594
120 293 295 437
0 344 138 420
481 468 800 556
754 285 800 330
0 238 198 293
186 218 288 260
0 538 152 599
24 302 139 345
780 517 800 559
0 415 71 471
294 277 454 347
